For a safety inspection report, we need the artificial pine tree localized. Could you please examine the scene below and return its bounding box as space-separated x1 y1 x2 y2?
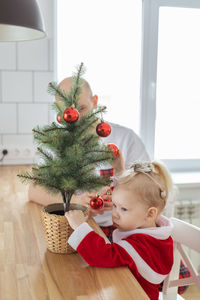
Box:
18 63 114 213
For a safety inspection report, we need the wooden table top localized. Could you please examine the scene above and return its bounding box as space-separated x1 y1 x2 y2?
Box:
0 165 149 300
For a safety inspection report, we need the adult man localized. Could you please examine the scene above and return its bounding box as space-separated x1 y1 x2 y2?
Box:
28 77 150 217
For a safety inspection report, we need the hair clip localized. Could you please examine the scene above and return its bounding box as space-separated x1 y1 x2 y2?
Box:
160 190 167 199
131 161 154 173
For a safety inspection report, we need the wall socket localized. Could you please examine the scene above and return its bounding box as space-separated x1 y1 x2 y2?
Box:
0 147 36 165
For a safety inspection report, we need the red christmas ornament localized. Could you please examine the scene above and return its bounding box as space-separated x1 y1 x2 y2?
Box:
110 186 114 191
63 107 79 123
90 195 104 209
96 121 111 137
56 113 62 124
107 144 119 157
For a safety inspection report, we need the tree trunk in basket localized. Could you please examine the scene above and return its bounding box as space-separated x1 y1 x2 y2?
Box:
62 191 73 213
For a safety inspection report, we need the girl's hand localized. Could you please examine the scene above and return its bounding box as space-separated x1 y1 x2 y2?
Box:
111 150 125 175
88 186 113 217
65 210 87 230
100 186 112 202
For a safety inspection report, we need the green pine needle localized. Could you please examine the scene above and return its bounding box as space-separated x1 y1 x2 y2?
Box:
18 63 114 211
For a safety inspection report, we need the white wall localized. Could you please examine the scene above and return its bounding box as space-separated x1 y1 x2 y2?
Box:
0 0 56 164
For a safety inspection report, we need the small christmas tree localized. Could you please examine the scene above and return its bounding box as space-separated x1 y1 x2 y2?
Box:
18 63 114 212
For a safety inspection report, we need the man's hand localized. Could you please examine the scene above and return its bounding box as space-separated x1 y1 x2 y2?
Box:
88 186 113 217
65 210 87 230
111 149 125 175
89 201 113 217
71 192 91 207
71 186 114 217
100 186 112 202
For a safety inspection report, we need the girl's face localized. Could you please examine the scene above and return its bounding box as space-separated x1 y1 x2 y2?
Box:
112 187 149 232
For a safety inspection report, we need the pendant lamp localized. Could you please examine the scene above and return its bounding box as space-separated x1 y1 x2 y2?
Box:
0 0 46 42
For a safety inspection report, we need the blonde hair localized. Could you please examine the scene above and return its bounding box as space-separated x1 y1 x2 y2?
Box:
114 161 173 212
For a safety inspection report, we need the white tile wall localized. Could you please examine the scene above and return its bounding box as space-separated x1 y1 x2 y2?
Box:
17 39 49 71
0 0 56 164
2 134 33 146
34 72 54 102
0 104 17 134
2 71 33 102
18 104 49 133
0 43 16 70
49 103 56 123
39 0 55 39
49 39 55 71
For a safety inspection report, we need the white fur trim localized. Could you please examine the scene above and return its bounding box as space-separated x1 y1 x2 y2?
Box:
116 240 167 284
113 215 173 243
67 222 93 250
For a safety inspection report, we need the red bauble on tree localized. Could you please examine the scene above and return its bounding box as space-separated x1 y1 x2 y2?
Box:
90 195 104 209
96 121 111 137
56 113 62 124
63 107 79 123
107 144 119 157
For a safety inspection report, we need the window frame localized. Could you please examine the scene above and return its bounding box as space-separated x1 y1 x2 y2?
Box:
140 0 200 172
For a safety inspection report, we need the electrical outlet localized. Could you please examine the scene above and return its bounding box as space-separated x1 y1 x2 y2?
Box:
0 147 36 164
2 149 8 155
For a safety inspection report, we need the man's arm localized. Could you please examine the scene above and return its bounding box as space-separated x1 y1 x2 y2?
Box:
28 183 62 205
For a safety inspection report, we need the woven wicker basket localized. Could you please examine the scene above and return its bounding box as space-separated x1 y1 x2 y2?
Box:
41 203 88 254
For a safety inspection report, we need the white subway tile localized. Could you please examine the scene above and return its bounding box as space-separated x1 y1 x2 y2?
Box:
0 104 17 133
38 0 54 39
49 39 54 71
2 71 32 102
49 106 56 123
34 72 54 102
2 134 33 146
17 39 48 70
18 104 49 133
0 43 16 70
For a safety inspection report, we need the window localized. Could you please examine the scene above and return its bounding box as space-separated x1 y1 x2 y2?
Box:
57 0 200 172
57 0 142 134
141 0 200 171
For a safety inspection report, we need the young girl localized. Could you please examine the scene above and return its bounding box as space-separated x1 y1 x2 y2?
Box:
65 161 174 300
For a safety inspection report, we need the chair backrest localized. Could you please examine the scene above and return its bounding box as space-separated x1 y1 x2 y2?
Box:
171 217 200 252
161 217 200 300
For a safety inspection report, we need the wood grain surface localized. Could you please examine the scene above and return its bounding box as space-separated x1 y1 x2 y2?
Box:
0 165 149 300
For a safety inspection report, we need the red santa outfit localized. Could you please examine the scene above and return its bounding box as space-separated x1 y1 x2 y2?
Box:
68 215 173 300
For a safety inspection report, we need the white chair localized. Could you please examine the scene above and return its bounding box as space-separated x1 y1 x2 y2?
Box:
159 217 200 300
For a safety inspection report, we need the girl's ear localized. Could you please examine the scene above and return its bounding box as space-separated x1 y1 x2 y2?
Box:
147 207 158 220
